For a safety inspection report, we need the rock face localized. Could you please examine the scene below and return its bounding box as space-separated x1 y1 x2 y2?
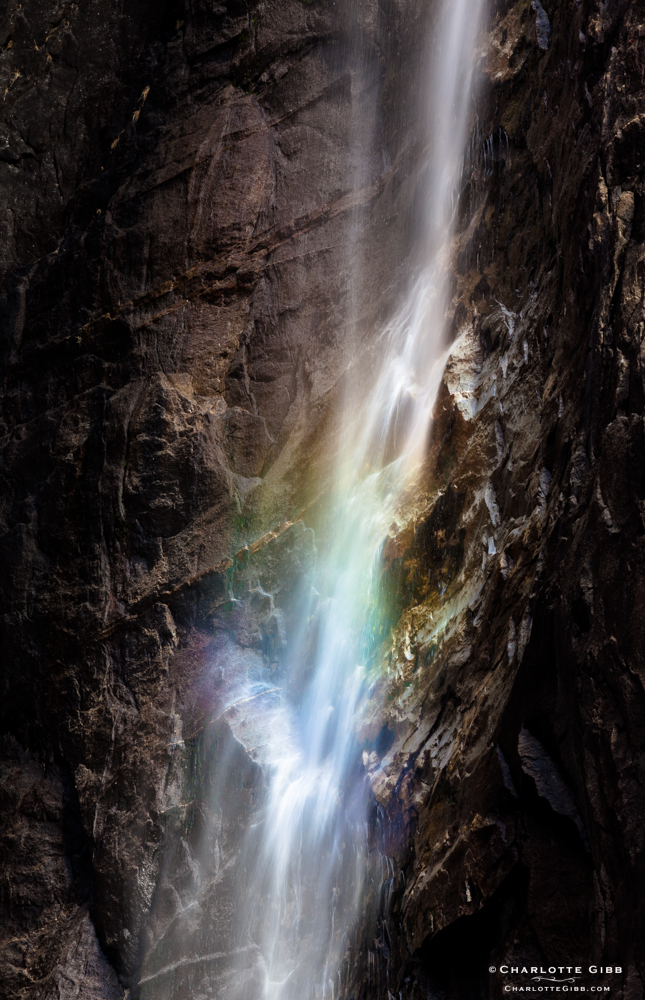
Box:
1 0 644 998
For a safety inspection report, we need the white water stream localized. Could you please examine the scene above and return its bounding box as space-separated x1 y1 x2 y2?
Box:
228 2 486 997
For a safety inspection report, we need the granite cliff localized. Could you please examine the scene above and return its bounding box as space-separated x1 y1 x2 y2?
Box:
1 0 644 998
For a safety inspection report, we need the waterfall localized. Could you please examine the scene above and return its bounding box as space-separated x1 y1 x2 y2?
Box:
139 2 486 998
229 2 487 997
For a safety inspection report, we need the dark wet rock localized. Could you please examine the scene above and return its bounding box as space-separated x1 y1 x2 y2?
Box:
531 1 551 51
517 727 587 842
0 739 122 1000
1 0 645 997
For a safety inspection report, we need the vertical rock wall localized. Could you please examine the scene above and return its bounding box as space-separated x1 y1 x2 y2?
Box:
1 0 644 997
354 1 645 996
0 0 427 993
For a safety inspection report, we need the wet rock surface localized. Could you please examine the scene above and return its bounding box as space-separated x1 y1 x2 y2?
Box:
1 0 644 998
352 1 645 996
0 739 122 1000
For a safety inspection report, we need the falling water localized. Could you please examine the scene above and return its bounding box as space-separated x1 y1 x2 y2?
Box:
227 2 488 997
139 2 487 998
